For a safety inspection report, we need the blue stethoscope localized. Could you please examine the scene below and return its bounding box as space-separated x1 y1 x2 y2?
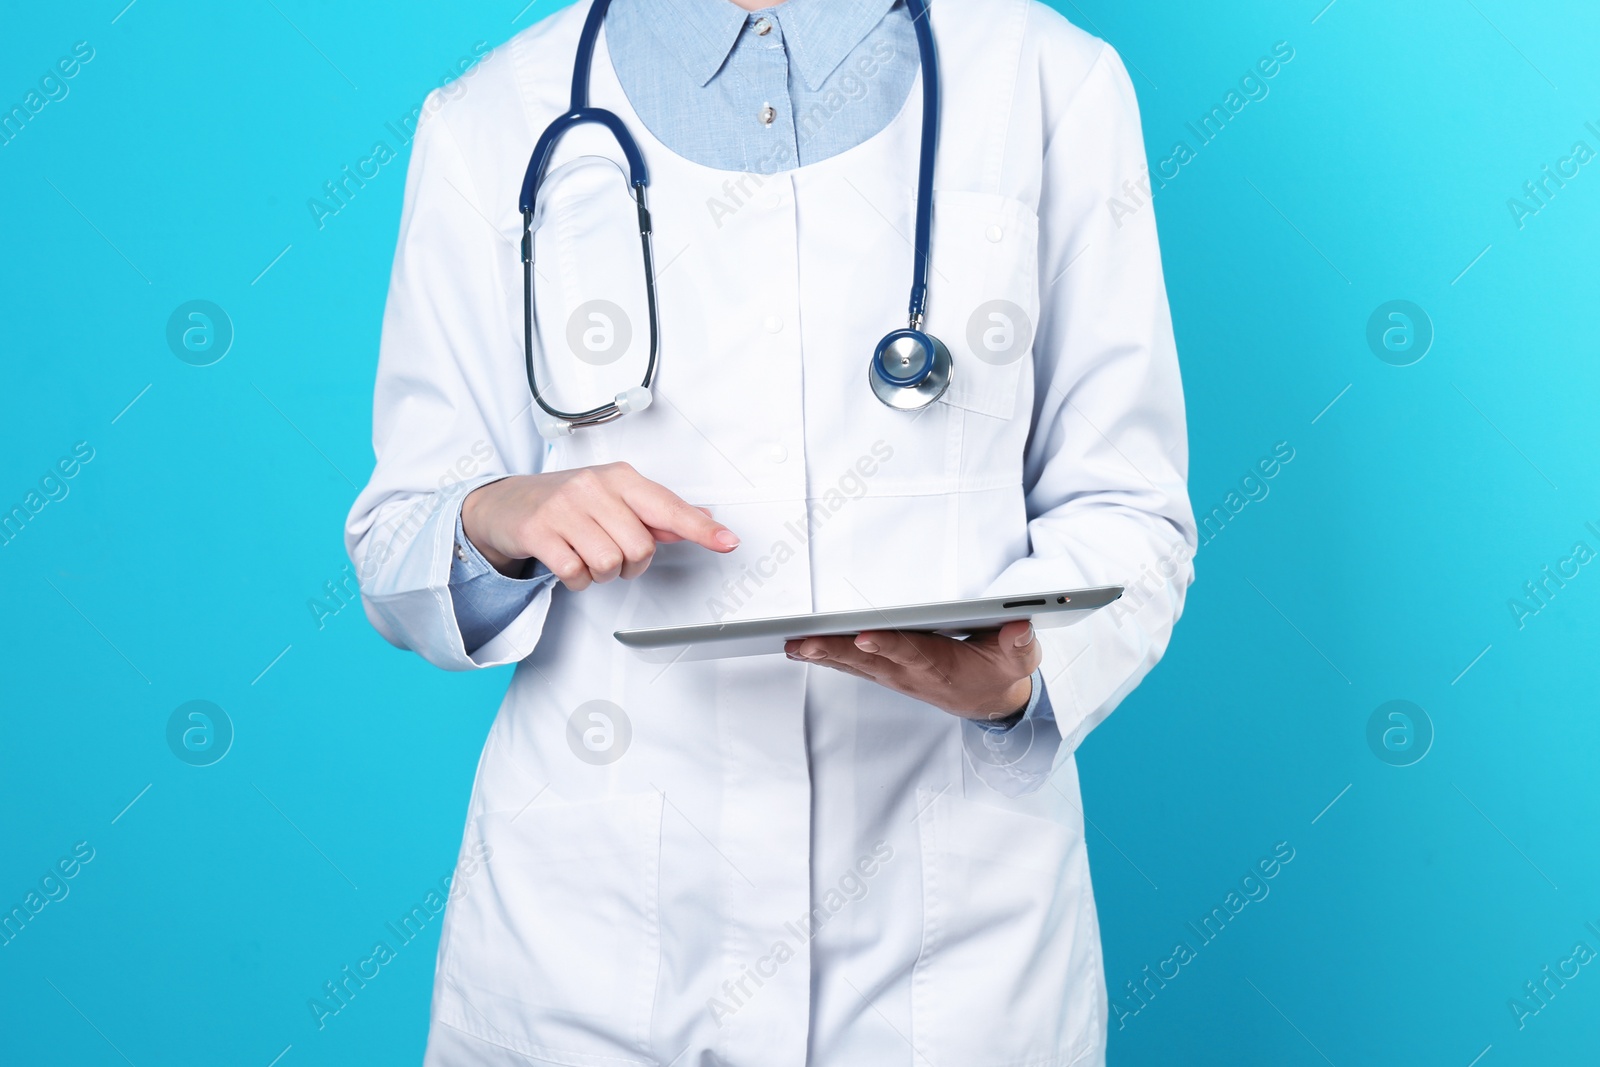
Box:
520 0 948 438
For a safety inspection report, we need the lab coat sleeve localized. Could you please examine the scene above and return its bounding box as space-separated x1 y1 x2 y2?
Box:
984 42 1197 763
344 92 555 671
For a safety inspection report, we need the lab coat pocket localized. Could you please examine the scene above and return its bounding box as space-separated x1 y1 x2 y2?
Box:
924 191 1041 421
437 792 664 1064
912 790 1100 1066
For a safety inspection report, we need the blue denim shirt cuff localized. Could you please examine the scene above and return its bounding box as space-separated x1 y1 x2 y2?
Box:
449 507 556 654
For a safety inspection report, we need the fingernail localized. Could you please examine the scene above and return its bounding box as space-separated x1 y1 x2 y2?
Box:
1014 628 1034 648
856 639 879 653
715 529 740 548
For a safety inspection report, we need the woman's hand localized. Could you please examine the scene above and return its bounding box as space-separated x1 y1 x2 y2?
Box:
461 462 739 590
784 619 1041 722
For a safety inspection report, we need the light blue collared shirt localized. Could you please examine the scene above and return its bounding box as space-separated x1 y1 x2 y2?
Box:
605 0 917 174
448 0 1054 758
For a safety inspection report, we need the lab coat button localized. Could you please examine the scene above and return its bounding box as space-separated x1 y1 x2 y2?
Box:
986 225 1004 243
763 315 783 333
765 442 788 464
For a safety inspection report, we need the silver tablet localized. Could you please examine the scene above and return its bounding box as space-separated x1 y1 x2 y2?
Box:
613 585 1123 662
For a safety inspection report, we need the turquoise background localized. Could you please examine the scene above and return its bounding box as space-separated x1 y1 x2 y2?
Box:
2 1 1596 1063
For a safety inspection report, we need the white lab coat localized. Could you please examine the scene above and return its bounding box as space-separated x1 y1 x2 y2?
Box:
345 1 1195 1064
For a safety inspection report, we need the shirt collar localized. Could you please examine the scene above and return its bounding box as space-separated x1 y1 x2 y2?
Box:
779 0 901 91
637 0 901 92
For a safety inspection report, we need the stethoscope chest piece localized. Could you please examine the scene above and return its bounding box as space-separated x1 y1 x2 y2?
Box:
869 329 953 410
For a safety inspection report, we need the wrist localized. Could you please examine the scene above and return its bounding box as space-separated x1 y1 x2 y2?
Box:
461 482 520 576
970 674 1033 725
1002 673 1033 714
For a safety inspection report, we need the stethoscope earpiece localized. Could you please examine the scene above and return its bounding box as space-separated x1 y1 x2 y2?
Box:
613 385 652 415
534 385 651 439
533 411 576 439
870 329 952 410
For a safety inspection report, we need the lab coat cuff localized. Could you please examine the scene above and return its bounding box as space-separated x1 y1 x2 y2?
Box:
356 475 555 671
962 671 1062 797
961 710 1063 798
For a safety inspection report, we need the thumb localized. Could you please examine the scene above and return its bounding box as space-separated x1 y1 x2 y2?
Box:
997 619 1036 661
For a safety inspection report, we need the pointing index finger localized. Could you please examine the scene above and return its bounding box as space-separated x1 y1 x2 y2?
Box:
620 476 739 552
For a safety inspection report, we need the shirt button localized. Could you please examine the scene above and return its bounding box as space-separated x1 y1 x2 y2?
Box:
986 225 1004 243
760 104 777 127
765 442 788 464
753 17 773 36
763 315 783 333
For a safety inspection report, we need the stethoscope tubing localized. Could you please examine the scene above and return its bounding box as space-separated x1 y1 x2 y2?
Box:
905 0 937 329
520 0 940 430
